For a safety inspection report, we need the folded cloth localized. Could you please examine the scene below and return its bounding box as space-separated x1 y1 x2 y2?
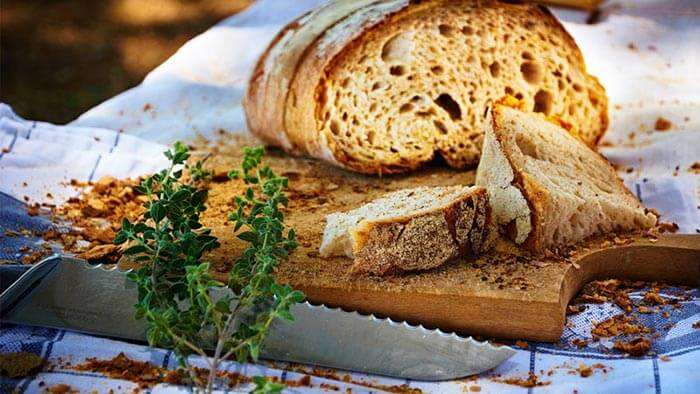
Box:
0 104 168 205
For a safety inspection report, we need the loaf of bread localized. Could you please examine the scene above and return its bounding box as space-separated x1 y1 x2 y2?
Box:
245 0 608 174
320 185 494 275
476 104 657 252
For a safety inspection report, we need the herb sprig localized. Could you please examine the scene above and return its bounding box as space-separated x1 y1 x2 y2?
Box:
115 142 302 393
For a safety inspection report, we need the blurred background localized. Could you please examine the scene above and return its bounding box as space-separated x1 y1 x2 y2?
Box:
1 0 253 123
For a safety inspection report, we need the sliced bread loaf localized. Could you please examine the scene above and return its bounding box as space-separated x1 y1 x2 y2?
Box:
319 185 494 275
476 104 657 252
245 0 608 174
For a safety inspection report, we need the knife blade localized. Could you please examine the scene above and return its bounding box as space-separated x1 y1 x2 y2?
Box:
0 256 514 380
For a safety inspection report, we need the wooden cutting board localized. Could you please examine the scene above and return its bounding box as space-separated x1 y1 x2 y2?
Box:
197 141 700 342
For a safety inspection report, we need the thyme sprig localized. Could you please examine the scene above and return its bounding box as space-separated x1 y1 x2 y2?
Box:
115 142 302 393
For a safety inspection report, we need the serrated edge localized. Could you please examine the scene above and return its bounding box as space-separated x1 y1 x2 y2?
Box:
297 301 515 355
58 255 515 355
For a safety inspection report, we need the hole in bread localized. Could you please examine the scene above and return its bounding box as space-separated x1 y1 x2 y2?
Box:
573 83 583 92
438 24 455 37
461 25 474 35
366 130 375 144
558 79 565 90
399 103 414 113
489 62 501 78
515 92 524 100
371 82 384 91
369 103 377 112
504 86 514 95
533 90 553 114
390 65 407 76
381 32 414 63
521 51 534 60
434 93 462 120
416 108 436 118
434 120 448 135
520 61 542 84
430 65 444 75
330 120 340 135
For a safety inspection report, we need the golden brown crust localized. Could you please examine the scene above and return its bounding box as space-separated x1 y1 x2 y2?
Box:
285 0 415 171
485 104 655 253
247 0 608 174
349 187 493 275
244 18 307 147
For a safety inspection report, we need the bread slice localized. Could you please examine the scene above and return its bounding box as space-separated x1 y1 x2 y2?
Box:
245 0 608 174
476 104 657 252
319 185 494 275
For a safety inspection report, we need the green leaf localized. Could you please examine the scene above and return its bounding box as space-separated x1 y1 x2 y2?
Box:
251 377 284 394
237 231 258 243
150 201 166 223
249 342 260 361
124 244 149 256
113 231 128 245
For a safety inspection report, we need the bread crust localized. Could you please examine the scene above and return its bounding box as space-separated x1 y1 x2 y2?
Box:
246 0 608 174
286 0 414 169
483 104 656 252
350 187 493 275
244 0 385 152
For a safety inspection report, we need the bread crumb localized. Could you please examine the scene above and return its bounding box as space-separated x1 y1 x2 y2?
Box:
577 363 593 378
659 355 671 362
47 384 76 394
592 314 650 338
614 337 651 356
492 372 549 387
571 338 588 349
642 291 665 306
80 244 119 263
654 117 672 131
637 306 652 314
515 340 529 349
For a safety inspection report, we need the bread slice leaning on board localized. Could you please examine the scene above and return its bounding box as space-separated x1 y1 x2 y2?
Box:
245 0 608 175
476 104 657 253
319 185 495 275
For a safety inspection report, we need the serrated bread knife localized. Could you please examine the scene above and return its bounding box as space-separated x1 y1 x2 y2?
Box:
0 256 514 380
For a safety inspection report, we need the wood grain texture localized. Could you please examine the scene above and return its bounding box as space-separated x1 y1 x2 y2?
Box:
199 140 699 342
